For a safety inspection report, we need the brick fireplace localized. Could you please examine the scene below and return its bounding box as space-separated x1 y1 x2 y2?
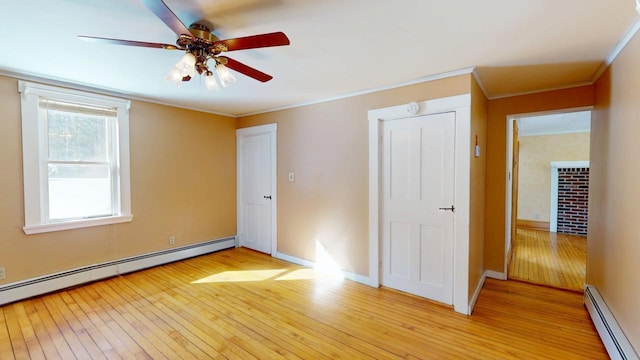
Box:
557 167 589 235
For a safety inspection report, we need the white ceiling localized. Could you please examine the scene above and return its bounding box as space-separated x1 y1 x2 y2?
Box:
518 111 591 136
1 1 638 116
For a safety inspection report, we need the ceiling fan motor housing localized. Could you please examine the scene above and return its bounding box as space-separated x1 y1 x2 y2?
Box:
188 23 219 43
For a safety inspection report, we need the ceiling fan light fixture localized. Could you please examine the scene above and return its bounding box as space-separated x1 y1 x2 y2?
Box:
165 52 197 86
165 67 185 86
176 52 196 76
205 71 219 92
216 63 236 88
80 1 289 93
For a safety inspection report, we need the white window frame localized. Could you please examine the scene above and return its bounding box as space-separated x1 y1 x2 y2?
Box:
19 81 133 234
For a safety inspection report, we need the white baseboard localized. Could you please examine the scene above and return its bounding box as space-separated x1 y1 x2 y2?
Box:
274 251 315 268
468 271 488 314
0 237 235 306
273 252 369 285
485 270 507 280
584 285 639 360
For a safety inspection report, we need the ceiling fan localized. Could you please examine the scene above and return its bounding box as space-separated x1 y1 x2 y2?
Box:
78 0 290 91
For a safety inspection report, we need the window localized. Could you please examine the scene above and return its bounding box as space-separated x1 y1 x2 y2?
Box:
19 81 133 234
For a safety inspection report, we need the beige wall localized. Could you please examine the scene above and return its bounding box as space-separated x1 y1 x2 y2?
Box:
517 132 590 221
589 30 640 350
0 75 237 284
238 75 471 276
484 86 594 272
469 76 487 298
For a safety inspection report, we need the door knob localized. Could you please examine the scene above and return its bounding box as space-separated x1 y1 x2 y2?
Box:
438 205 455 212
264 195 272 200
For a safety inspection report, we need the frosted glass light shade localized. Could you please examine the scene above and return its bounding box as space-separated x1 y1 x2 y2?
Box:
205 72 219 92
216 63 236 87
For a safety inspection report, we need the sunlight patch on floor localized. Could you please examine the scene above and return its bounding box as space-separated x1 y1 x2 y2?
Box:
191 240 346 284
192 269 287 283
191 268 343 284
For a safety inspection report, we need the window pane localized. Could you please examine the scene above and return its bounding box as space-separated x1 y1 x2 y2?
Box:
48 164 113 220
48 110 108 162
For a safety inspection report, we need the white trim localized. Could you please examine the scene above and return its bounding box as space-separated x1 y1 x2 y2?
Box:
488 81 594 101
519 128 591 137
485 270 507 280
468 272 488 315
549 161 590 232
18 80 133 234
23 215 133 235
239 67 476 117
584 285 640 360
273 252 370 285
19 81 131 109
0 237 235 306
368 93 471 315
507 107 594 120
505 117 517 276
591 17 640 83
471 68 490 99
236 124 278 256
274 252 315 268
3 69 236 118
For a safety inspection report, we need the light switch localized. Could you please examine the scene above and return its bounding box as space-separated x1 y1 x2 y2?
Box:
288 172 295 182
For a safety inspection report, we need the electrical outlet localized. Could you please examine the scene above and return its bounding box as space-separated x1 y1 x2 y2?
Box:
169 236 175 245
0 267 5 280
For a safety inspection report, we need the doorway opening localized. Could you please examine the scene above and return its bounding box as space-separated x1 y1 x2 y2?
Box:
505 109 591 291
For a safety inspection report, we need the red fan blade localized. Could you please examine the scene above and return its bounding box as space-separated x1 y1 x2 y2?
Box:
217 32 290 52
140 0 194 38
220 57 273 82
78 35 179 50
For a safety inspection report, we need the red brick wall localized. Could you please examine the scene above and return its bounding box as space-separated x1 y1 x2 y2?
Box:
557 167 589 235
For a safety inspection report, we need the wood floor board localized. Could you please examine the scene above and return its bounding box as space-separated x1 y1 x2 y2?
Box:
151 261 378 360
93 280 194 360
508 228 586 291
2 305 30 359
40 296 91 360
103 277 227 359
0 308 15 360
81 285 168 360
1 247 606 359
179 257 441 358
46 293 106 360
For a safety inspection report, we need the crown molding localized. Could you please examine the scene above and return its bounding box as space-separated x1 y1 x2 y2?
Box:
237 67 477 117
591 15 640 83
0 68 237 118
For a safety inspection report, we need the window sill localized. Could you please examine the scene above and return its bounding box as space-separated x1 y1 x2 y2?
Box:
23 215 134 235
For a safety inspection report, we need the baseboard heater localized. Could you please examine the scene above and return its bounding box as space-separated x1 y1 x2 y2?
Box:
584 285 639 360
0 236 235 306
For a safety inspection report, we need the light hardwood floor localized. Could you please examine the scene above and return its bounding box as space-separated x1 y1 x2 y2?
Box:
508 228 587 291
1 247 605 359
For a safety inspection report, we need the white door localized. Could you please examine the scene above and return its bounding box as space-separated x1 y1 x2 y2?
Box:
237 124 277 254
381 112 455 304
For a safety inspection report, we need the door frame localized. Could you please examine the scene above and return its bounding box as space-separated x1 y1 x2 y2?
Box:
236 124 278 256
504 107 592 275
368 94 471 315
